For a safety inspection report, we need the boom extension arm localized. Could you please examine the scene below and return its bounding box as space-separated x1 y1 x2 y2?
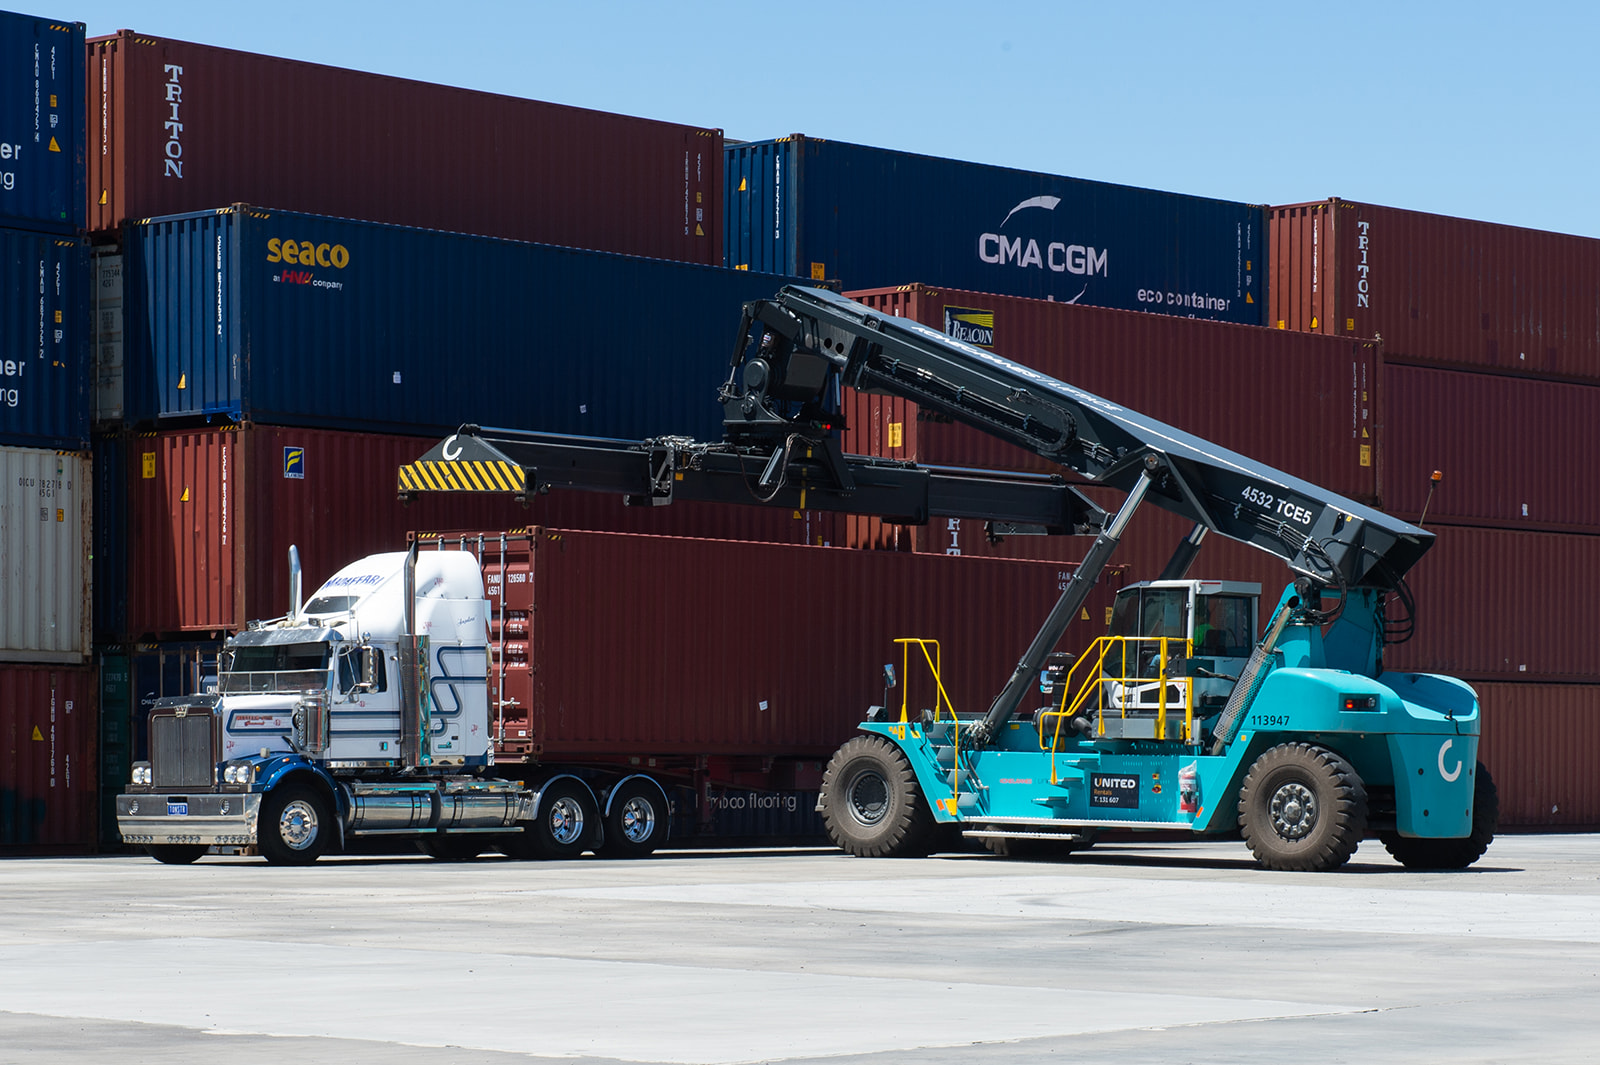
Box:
400 428 1105 535
734 286 1433 592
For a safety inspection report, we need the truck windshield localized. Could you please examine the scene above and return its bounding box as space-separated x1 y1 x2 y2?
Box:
218 642 331 694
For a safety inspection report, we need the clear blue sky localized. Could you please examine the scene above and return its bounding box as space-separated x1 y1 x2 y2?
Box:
58 0 1600 238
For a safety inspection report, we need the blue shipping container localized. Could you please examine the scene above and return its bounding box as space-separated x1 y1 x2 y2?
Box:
0 11 84 233
91 432 126 642
725 136 1267 326
0 225 89 449
123 206 802 435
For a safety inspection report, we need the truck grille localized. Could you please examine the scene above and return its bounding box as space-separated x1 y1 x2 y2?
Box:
150 709 217 789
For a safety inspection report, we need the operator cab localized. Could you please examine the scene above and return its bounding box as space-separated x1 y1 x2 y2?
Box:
1095 580 1259 739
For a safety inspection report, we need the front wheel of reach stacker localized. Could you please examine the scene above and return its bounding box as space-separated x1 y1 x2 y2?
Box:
1238 743 1367 872
819 735 936 858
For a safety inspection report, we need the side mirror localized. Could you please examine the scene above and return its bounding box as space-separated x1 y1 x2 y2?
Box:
882 664 897 689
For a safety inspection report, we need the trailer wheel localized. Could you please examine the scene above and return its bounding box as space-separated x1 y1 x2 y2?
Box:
147 844 206 865
819 735 936 858
600 780 667 859
1238 743 1367 872
417 835 487 861
1381 762 1499 870
528 779 597 860
259 784 334 866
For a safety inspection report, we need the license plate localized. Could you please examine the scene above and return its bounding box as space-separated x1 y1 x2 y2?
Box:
168 802 189 816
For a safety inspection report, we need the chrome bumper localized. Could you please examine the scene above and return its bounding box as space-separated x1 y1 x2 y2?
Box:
116 791 262 847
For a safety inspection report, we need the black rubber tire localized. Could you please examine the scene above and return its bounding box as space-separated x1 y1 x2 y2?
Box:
1238 742 1367 872
527 779 597 860
1381 762 1499 870
416 835 487 861
818 734 936 858
259 784 335 866
599 780 668 859
982 830 1098 859
147 844 206 865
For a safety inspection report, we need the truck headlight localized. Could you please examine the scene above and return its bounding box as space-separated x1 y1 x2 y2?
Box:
223 763 254 785
131 764 151 785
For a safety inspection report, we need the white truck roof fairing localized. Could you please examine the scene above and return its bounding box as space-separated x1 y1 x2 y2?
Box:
302 550 487 642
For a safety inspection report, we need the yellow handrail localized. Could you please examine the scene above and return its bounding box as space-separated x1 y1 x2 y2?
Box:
1038 636 1194 782
893 638 963 813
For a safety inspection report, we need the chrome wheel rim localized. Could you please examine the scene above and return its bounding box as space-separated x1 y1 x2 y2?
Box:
1270 782 1317 840
278 799 321 850
547 796 586 846
846 769 889 827
619 796 656 844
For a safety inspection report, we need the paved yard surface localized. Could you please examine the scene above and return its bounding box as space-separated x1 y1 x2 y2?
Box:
2 834 1596 1063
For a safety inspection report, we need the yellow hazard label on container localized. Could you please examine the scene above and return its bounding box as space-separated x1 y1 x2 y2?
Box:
887 422 903 448
54 310 61 323
1105 607 1115 625
142 453 155 479
1347 318 1355 331
1360 445 1372 467
31 727 43 741
1080 608 1090 620
1310 316 1319 329
695 223 704 236
180 487 189 502
810 262 826 280
56 509 63 522
1246 292 1254 303
47 136 60 152
738 177 747 191
177 373 186 390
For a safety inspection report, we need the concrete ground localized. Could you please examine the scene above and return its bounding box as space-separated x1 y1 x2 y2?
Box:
1 834 1597 1064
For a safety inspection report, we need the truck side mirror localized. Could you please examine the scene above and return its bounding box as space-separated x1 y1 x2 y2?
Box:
882 664 896 689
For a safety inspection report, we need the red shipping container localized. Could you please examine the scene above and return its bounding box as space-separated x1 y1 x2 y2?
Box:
88 32 722 264
433 528 1119 763
0 665 97 852
124 426 832 637
1270 199 1600 379
1477 682 1600 829
1384 524 1600 684
841 282 1377 494
1382 363 1600 533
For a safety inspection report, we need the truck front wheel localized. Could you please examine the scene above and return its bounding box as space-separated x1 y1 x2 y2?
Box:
819 735 936 858
259 784 334 866
1381 762 1499 870
1239 743 1367 872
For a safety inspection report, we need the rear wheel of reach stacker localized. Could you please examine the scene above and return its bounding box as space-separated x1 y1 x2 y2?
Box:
1380 762 1499 870
1238 742 1367 872
819 735 936 858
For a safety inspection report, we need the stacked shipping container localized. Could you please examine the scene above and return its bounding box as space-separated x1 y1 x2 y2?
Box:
0 11 95 852
726 135 1268 325
1270 197 1600 830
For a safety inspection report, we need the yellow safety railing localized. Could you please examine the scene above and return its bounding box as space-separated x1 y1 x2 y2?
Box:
894 638 963 813
1038 636 1194 780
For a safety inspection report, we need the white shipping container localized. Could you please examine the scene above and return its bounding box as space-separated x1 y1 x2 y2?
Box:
0 447 91 663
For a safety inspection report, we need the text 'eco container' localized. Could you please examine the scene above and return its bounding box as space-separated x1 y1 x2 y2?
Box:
121 206 797 435
727 136 1266 324
1270 199 1600 379
0 663 97 852
0 12 83 233
0 445 89 663
0 226 89 449
88 31 721 262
